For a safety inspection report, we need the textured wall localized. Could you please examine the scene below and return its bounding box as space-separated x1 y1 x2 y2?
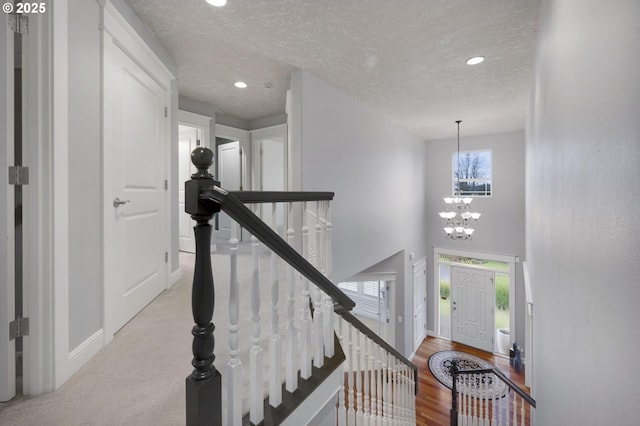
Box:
526 0 640 423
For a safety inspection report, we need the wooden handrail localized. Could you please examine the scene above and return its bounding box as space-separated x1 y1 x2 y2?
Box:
200 186 355 311
454 367 536 408
207 186 418 393
340 311 419 394
230 191 334 203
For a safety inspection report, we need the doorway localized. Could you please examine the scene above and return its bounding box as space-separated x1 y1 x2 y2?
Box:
434 248 515 354
338 278 394 345
103 26 171 338
451 267 494 353
178 110 211 253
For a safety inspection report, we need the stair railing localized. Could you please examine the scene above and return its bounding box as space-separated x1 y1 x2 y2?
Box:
185 147 417 425
449 360 536 426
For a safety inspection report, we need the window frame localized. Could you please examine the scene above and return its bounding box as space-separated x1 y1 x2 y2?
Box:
452 149 493 197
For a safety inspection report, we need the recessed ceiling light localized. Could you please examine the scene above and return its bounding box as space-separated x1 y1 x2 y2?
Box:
466 56 485 65
206 0 227 7
234 81 247 88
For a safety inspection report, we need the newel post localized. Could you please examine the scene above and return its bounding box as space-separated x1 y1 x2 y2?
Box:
449 359 459 426
185 147 222 426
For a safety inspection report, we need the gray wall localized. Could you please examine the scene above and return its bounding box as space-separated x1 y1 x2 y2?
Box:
67 0 102 350
526 0 640 423
292 70 429 356
424 130 526 351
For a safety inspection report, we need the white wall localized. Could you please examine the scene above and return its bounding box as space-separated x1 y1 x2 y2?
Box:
424 130 526 349
67 0 102 350
291 70 429 355
527 0 640 424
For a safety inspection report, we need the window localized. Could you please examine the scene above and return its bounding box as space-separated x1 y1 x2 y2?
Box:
453 150 492 196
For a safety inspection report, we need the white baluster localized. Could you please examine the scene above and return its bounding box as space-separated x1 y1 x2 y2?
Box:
226 222 242 426
347 323 356 425
520 395 526 426
249 217 263 424
382 352 389 424
285 202 297 393
458 376 463 426
492 374 498 426
376 346 382 425
300 201 312 379
363 336 372 425
461 374 465 426
323 202 335 358
389 357 395 425
312 285 324 367
310 203 324 368
474 374 478 426
355 330 364 425
337 317 347 426
484 374 489 426
268 203 282 407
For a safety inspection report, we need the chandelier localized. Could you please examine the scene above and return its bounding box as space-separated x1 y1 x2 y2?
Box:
438 120 481 240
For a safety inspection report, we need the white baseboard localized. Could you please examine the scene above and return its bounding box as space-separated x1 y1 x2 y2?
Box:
66 329 104 380
169 267 182 288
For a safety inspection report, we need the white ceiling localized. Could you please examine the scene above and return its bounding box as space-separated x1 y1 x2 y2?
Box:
125 0 539 140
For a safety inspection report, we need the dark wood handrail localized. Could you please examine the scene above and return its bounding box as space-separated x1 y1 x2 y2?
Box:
208 186 418 393
230 191 334 203
340 311 419 394
454 367 536 408
200 186 355 311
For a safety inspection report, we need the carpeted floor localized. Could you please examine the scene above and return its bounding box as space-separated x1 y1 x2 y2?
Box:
0 247 303 425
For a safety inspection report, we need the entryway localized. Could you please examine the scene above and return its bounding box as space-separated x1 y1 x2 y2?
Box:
434 248 516 354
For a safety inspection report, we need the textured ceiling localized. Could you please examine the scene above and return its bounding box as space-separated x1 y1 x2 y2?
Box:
126 0 539 140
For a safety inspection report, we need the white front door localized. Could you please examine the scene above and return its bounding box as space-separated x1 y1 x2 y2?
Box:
178 125 198 253
413 261 427 351
451 267 494 352
217 141 240 239
104 39 168 336
0 12 16 401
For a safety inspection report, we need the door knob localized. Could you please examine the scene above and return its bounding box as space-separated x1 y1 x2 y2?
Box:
113 197 130 208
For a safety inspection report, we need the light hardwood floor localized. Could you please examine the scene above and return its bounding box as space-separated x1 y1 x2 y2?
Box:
412 336 530 426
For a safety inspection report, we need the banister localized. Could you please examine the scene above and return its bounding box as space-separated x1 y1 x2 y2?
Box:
231 191 334 203
454 367 536 408
340 311 419 395
200 186 355 312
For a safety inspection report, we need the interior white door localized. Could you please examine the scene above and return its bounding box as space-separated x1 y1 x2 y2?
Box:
0 13 16 402
178 125 198 253
451 267 494 352
104 41 167 335
413 261 427 351
217 141 240 240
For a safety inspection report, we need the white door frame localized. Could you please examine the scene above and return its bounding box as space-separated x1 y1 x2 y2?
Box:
250 123 288 191
102 1 174 344
412 258 428 353
215 124 250 189
179 110 211 150
178 110 211 253
433 247 517 353
0 9 16 401
347 272 396 347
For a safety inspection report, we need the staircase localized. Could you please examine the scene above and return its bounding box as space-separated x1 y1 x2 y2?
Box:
184 147 417 425
449 361 536 426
